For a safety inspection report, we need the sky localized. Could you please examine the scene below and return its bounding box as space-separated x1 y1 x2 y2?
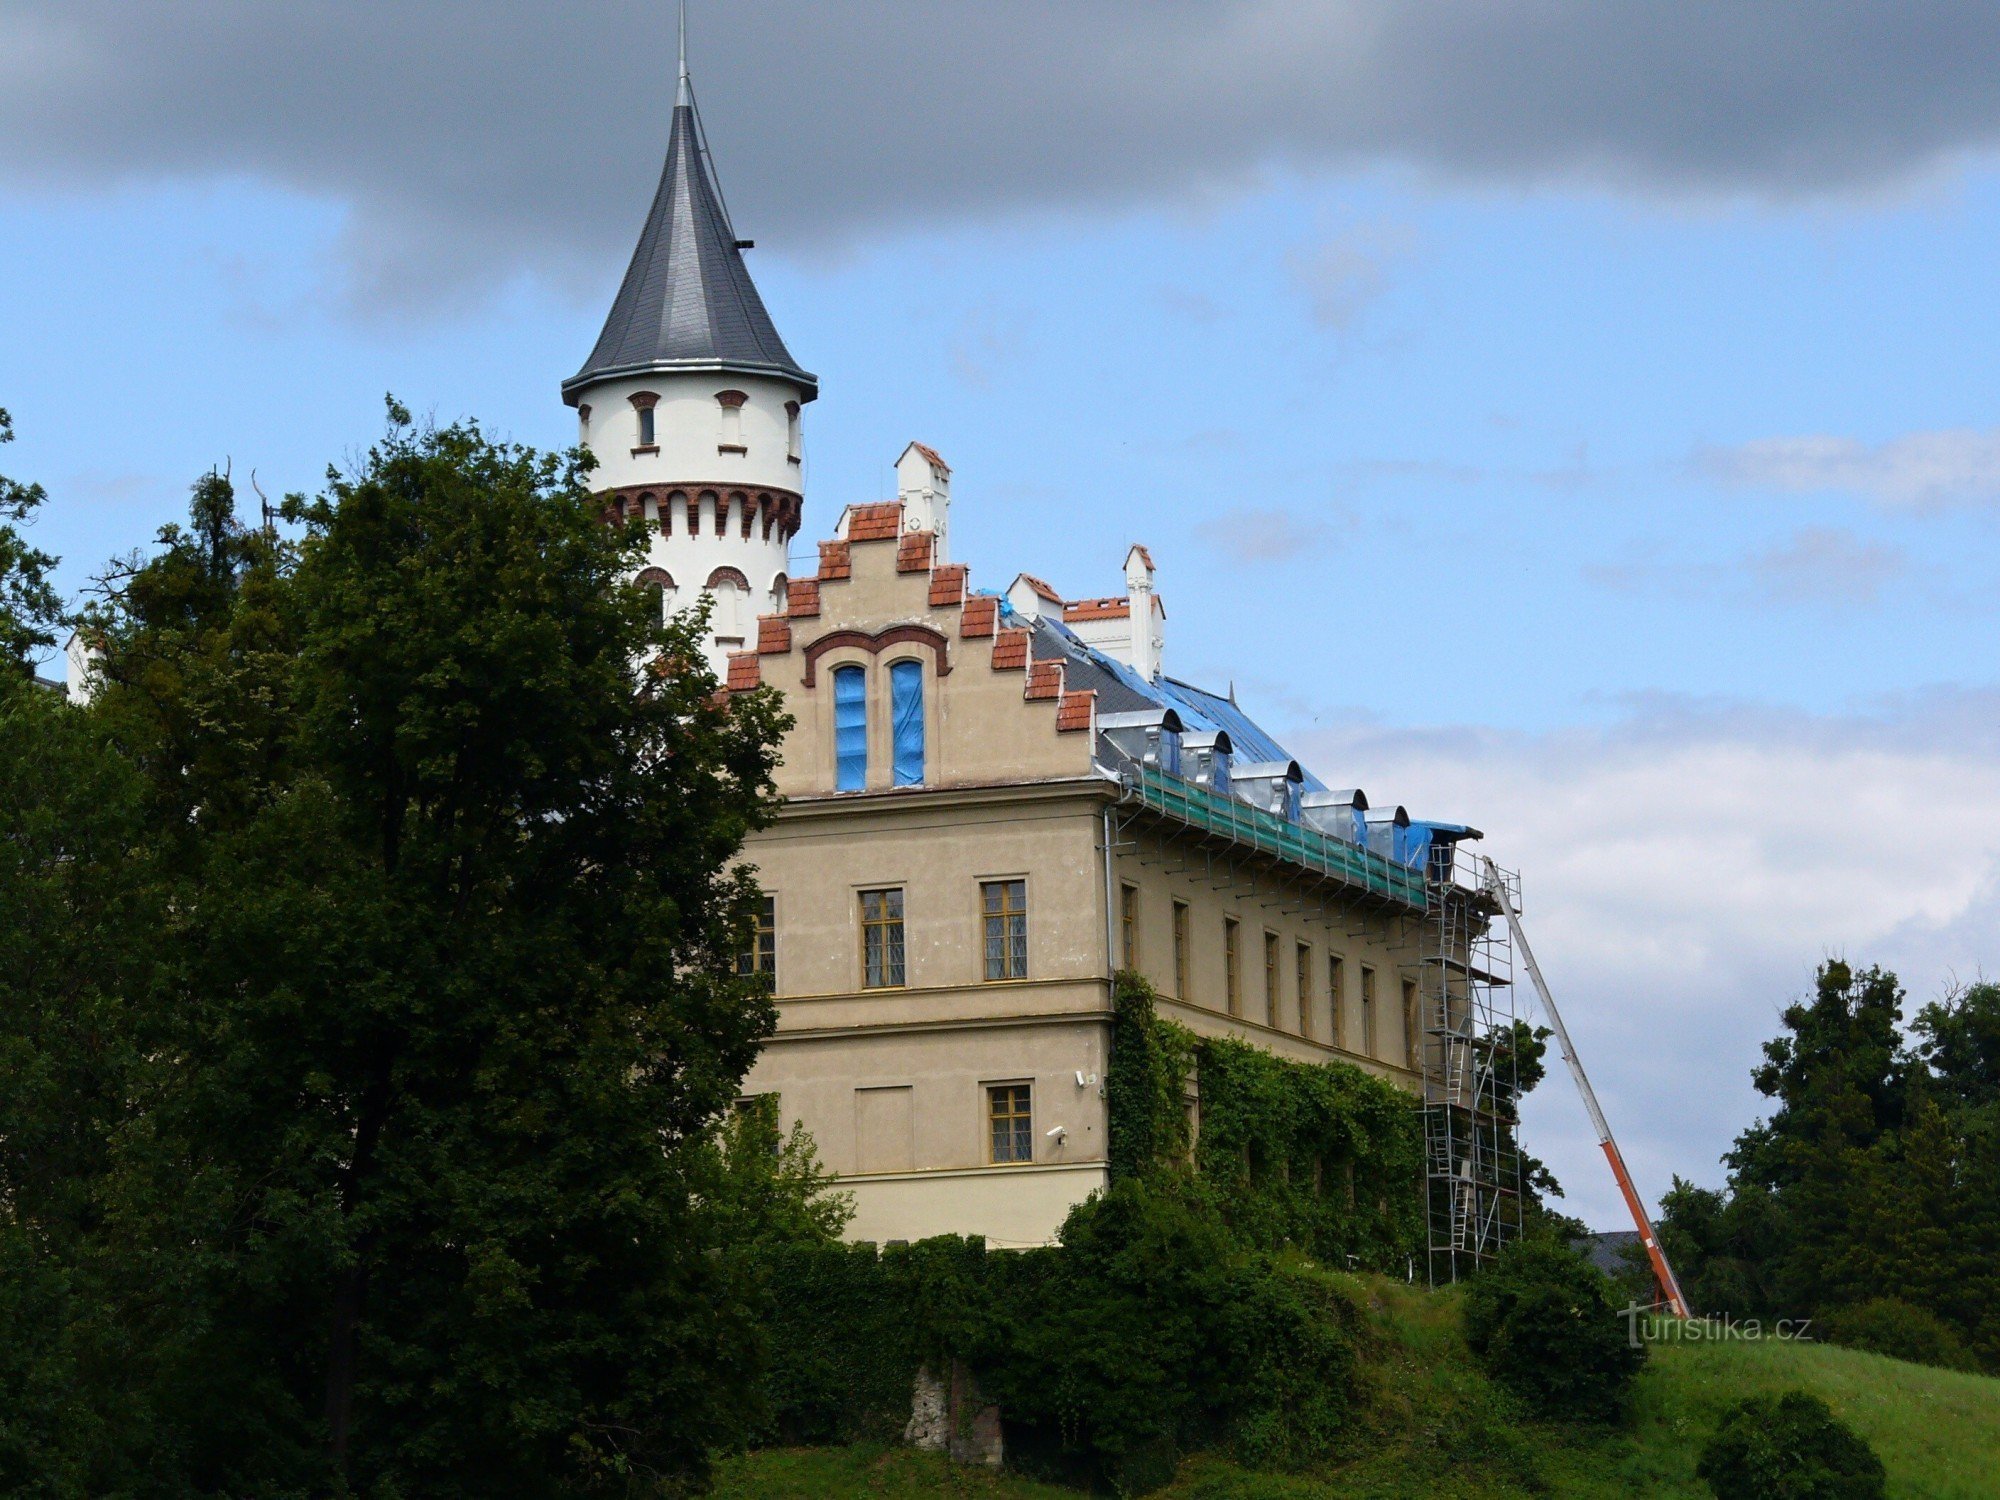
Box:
5 1 1999 1230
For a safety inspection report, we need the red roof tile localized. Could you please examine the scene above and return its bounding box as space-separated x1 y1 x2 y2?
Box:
846 501 902 542
929 563 968 608
908 441 950 474
960 596 997 638
786 579 822 618
1025 659 1061 700
725 652 761 692
817 540 851 581
756 616 792 654
1062 596 1130 622
1016 572 1065 605
992 628 1029 671
1056 689 1096 732
896 529 935 573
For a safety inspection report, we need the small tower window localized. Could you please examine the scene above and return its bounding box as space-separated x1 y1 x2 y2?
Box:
716 389 748 453
578 404 592 442
889 658 925 786
833 664 867 791
629 391 659 451
785 400 802 463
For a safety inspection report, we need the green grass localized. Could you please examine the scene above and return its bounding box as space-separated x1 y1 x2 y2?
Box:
716 1277 2000 1498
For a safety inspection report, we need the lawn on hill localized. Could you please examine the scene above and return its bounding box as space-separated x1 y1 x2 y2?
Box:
712 1276 2000 1499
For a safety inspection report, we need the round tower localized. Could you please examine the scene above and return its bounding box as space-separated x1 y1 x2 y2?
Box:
563 42 816 668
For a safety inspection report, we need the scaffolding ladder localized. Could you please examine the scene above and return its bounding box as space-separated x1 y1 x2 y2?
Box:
1419 845 1524 1285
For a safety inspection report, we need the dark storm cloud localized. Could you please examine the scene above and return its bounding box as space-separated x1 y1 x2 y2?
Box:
5 2 2000 311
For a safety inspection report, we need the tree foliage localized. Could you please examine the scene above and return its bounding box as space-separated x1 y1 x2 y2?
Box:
1658 961 2000 1371
1461 1238 1645 1422
1696 1390 1886 1500
0 408 65 673
0 405 798 1496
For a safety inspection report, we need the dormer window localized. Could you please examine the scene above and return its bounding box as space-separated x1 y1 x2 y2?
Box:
628 391 660 452
716 389 748 454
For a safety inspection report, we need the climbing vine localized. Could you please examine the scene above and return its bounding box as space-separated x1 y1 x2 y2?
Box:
1106 970 1425 1270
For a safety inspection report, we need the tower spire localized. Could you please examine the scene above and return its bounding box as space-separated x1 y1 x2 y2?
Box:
676 0 690 107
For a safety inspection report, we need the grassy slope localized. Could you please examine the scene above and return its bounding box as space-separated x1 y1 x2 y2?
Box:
714 1276 2000 1499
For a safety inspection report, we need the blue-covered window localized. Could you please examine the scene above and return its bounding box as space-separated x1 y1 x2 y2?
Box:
833 664 867 791
890 659 926 786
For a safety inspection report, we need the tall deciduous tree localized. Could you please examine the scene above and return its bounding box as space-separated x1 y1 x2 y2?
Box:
16 404 792 1495
0 408 65 673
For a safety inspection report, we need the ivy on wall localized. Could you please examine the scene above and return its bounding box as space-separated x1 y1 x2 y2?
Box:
1106 970 1426 1271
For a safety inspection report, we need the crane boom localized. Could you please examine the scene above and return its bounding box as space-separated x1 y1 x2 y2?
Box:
1481 858 1690 1319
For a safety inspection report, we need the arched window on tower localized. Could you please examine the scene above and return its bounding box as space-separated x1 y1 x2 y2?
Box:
578 404 592 443
635 567 676 626
705 565 750 651
833 665 867 791
889 659 926 787
770 573 789 616
629 391 659 451
785 400 802 464
716 389 748 454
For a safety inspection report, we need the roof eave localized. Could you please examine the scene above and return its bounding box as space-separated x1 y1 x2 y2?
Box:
563 356 820 406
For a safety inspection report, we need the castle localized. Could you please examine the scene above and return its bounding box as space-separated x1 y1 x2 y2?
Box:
563 50 1515 1254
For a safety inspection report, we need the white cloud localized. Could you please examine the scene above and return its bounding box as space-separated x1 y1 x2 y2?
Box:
1586 525 1911 606
1289 690 2000 1228
1287 222 1415 331
1193 504 1349 565
1702 427 2000 512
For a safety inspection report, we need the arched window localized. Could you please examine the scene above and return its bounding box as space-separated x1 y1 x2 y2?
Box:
785 400 802 463
578 404 592 443
716 389 748 453
636 567 676 624
705 566 749 648
771 573 790 614
889 658 925 787
629 391 659 449
833 665 867 791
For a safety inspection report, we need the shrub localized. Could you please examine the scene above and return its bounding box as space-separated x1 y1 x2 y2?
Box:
1817 1297 1979 1371
1696 1390 1886 1500
1461 1238 1644 1421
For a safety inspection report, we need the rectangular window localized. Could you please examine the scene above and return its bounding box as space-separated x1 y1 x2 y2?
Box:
1263 932 1280 1027
1297 942 1313 1038
737 894 776 985
833 664 867 791
889 659 925 786
988 1083 1033 1164
636 405 656 447
1361 965 1377 1055
1329 954 1346 1047
1404 978 1422 1072
860 888 905 989
1120 883 1139 970
982 879 1028 981
1224 919 1241 1016
1171 901 1190 998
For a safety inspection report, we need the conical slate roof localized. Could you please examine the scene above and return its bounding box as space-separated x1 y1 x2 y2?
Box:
564 100 816 403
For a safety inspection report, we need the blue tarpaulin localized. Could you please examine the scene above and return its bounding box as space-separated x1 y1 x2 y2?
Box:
834 664 867 791
891 659 925 786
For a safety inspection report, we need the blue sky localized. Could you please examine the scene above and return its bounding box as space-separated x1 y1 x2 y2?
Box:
6 2 2000 1229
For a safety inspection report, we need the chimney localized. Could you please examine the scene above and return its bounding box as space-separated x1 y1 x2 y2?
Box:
1124 543 1163 680
896 442 951 561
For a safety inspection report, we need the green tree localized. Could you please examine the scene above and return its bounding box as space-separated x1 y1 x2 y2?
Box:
0 408 65 673
24 404 792 1495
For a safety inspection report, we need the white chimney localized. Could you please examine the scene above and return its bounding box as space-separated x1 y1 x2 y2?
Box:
1124 543 1163 680
896 442 951 561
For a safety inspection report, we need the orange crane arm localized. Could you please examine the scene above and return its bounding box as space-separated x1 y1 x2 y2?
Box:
1481 859 1690 1319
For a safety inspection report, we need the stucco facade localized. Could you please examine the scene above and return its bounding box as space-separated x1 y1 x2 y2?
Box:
729 504 1429 1248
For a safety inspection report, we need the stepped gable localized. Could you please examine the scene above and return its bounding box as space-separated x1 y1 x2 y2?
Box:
723 501 1094 731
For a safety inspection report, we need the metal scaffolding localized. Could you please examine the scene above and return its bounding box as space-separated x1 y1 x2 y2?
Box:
1418 844 1525 1285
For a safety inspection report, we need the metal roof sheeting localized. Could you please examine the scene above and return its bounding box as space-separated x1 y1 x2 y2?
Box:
565 102 816 402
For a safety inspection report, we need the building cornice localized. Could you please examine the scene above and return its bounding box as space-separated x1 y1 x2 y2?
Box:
773 774 1116 824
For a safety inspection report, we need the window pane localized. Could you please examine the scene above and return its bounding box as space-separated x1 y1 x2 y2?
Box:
988 1083 1032 1163
890 659 925 786
834 665 868 791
